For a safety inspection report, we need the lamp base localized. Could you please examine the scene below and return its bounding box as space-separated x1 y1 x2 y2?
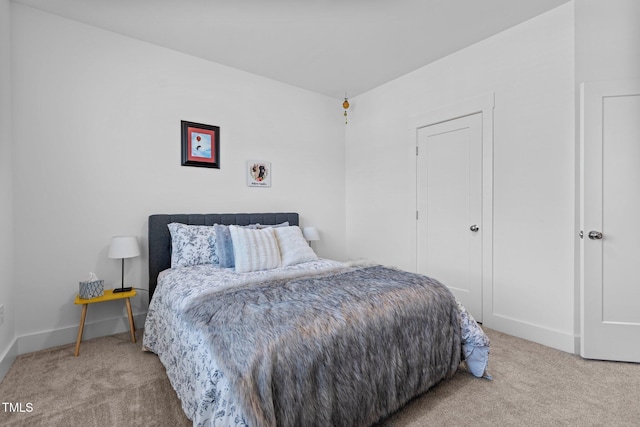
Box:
113 287 132 293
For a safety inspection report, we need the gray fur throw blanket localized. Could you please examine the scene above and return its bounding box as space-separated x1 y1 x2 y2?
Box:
184 265 461 427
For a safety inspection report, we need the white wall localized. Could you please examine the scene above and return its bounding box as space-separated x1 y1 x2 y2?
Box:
346 4 576 351
10 4 346 353
575 0 640 84
0 0 17 377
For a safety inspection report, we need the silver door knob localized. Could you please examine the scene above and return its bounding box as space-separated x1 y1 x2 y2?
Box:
588 230 603 240
470 225 479 232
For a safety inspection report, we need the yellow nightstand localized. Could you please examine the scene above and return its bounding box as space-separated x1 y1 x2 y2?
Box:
74 289 137 356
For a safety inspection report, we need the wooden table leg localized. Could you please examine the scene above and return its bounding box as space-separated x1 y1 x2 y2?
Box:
125 297 136 343
74 304 88 357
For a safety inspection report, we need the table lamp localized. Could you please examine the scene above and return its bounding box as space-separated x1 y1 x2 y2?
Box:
302 226 320 246
108 236 140 293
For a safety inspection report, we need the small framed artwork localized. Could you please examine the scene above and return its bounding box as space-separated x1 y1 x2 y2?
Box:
181 121 220 168
247 160 271 187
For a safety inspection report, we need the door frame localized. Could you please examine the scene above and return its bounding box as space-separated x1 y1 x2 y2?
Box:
408 92 494 324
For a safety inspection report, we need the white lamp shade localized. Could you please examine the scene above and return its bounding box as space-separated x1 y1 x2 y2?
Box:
302 226 320 242
108 236 140 259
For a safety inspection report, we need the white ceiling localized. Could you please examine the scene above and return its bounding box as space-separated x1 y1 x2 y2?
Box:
15 0 570 99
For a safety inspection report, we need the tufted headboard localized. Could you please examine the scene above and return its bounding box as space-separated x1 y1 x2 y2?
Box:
148 213 299 301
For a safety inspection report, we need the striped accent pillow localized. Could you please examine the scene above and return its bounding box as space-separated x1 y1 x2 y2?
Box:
229 225 281 273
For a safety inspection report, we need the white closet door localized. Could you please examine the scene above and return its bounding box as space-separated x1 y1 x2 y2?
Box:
581 80 640 362
417 113 483 321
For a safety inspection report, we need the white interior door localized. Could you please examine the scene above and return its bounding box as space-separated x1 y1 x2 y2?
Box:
417 113 483 321
581 79 640 362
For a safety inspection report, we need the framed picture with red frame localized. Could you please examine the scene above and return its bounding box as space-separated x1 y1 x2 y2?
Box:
181 121 220 169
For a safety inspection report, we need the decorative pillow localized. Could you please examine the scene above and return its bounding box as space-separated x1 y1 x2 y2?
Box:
214 224 236 268
168 223 218 268
216 222 290 268
274 226 318 267
464 345 491 379
229 225 281 273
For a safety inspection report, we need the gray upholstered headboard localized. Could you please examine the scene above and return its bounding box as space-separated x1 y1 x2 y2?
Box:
148 213 299 301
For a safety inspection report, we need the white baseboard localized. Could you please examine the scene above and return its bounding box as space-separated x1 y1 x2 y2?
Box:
17 312 147 356
0 337 18 383
484 312 576 354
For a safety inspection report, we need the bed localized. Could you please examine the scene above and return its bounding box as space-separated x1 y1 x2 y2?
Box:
143 213 490 427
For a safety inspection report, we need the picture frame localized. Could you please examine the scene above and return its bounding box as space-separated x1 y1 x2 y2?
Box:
247 160 271 187
181 121 220 168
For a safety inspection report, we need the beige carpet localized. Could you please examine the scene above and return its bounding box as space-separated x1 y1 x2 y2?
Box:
1 328 639 426
0 331 190 427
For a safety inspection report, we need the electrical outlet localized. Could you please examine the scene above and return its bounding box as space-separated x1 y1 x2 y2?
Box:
0 304 4 326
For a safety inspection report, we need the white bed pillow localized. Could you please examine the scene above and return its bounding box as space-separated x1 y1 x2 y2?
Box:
229 225 281 273
168 223 218 268
274 226 318 267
